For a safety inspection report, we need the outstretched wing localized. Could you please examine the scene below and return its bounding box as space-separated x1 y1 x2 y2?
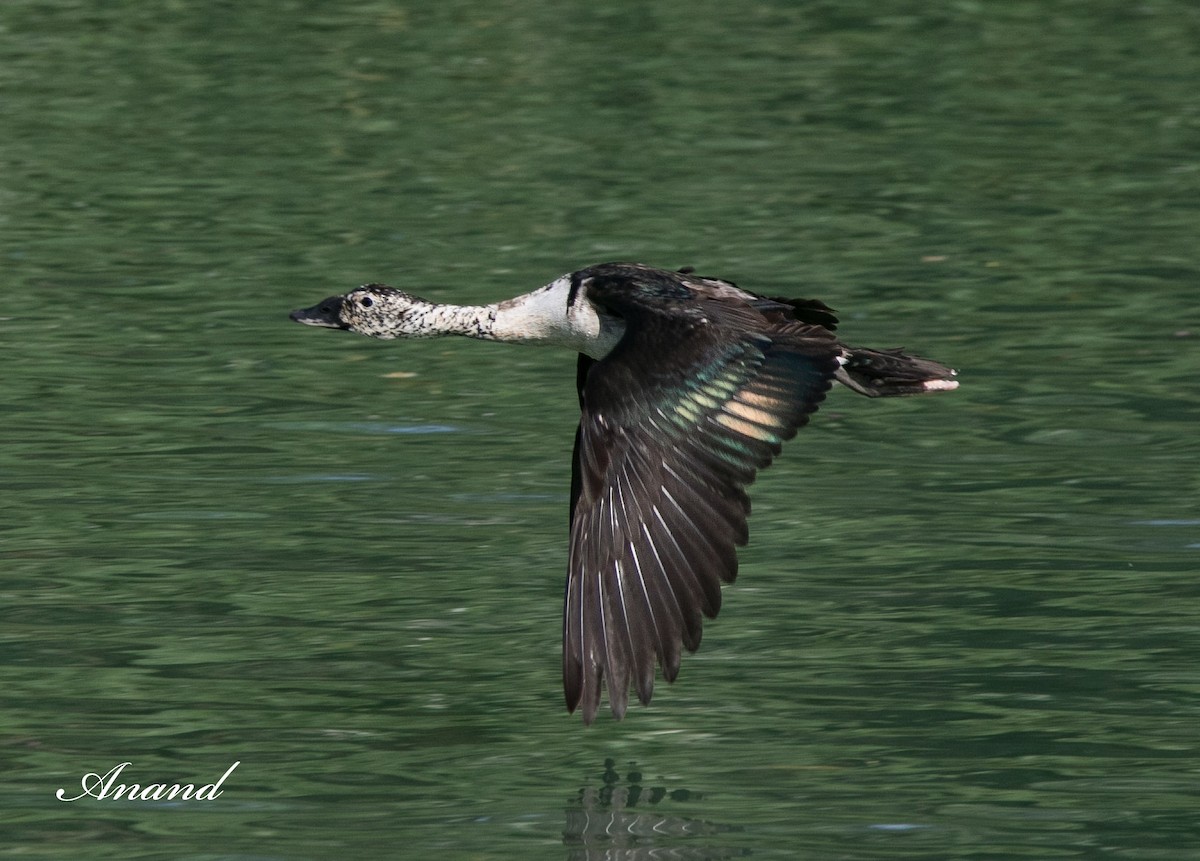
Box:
563 271 841 722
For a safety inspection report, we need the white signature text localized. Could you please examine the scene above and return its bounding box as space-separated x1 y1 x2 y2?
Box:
56 761 240 802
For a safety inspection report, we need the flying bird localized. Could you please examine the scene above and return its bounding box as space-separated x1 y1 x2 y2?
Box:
290 262 958 723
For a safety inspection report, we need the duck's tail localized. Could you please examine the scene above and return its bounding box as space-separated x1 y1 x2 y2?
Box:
835 346 959 398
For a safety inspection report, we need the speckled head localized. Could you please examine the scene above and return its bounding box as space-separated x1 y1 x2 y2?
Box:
290 284 431 340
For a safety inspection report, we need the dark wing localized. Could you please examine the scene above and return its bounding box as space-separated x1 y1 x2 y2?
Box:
563 273 841 723
761 297 840 331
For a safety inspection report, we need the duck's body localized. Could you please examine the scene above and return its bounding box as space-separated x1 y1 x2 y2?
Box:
291 262 958 723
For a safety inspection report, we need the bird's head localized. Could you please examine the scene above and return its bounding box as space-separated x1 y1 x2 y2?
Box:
289 284 430 340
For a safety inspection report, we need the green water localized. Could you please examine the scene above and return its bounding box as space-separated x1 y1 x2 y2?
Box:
3 1 1199 858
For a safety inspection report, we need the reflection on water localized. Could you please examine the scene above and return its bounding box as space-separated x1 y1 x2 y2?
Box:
565 760 745 860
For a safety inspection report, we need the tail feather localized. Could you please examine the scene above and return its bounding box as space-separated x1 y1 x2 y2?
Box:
836 347 958 398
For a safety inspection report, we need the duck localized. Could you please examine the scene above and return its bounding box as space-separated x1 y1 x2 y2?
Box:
290 262 958 724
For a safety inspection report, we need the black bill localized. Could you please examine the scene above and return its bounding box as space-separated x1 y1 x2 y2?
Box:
289 296 348 329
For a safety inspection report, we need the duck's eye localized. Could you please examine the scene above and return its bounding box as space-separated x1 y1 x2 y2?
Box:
359 296 374 308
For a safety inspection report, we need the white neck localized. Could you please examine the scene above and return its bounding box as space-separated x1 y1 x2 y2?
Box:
420 276 624 359
408 302 502 341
